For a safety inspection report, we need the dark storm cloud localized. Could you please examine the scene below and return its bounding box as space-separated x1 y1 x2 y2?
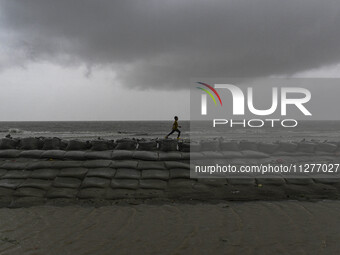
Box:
1 0 340 89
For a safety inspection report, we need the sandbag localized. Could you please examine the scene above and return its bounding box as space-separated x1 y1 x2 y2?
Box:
0 138 18 149
41 150 66 159
220 140 240 151
112 160 138 169
180 152 190 160
115 169 141 179
0 179 25 189
158 139 178 152
139 179 167 189
19 178 52 190
59 140 68 150
42 137 61 150
298 142 315 153
46 187 78 198
189 152 205 159
53 177 82 188
2 170 31 179
85 151 113 160
137 139 158 151
179 141 201 152
178 141 190 152
315 142 337 152
221 151 243 158
50 160 84 169
65 140 89 151
201 151 224 159
164 161 190 169
19 150 43 158
83 160 112 168
241 150 269 158
158 151 182 161
26 161 55 170
169 168 190 179
64 151 86 160
14 187 46 198
132 151 159 160
91 140 114 151
1 160 29 170
82 177 110 188
142 170 169 180
258 143 279 154
239 141 258 151
87 168 116 178
111 150 134 160
59 168 88 179
19 137 41 150
278 142 298 152
138 161 166 170
77 188 106 199
31 169 60 180
0 149 21 158
111 179 139 190
200 140 220 151
115 139 137 150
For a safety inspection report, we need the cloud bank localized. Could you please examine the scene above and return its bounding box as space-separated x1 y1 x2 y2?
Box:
1 0 340 89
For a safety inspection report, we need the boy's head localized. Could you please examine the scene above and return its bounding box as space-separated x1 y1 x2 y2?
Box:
174 116 178 120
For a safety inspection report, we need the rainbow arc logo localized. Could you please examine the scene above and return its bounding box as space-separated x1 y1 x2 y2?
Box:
196 82 223 106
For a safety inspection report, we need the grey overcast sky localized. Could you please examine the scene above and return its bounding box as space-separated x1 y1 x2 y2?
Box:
1 0 340 120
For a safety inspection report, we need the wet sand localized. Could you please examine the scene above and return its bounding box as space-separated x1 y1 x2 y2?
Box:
0 201 339 254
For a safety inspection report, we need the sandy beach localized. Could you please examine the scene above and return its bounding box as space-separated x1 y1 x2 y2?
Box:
0 200 339 254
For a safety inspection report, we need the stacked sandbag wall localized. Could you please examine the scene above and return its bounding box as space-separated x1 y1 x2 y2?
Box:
0 137 338 207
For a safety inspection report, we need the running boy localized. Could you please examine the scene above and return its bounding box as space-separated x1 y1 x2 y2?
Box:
165 116 181 139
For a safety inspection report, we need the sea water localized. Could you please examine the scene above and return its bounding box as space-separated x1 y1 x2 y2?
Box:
0 120 339 142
